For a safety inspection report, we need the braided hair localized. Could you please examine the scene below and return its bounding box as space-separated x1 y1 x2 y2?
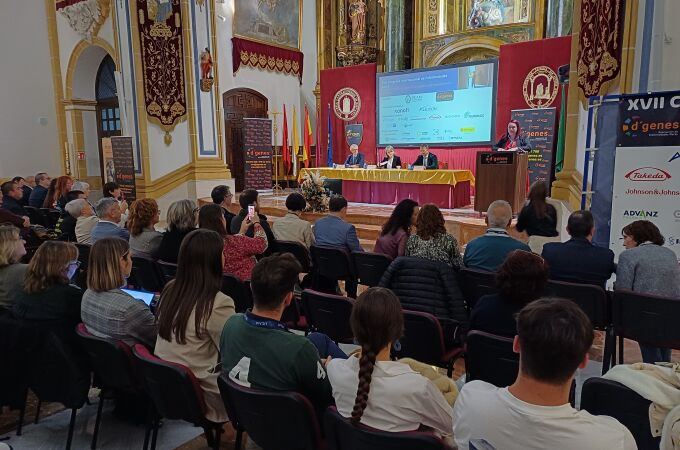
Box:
349 287 404 425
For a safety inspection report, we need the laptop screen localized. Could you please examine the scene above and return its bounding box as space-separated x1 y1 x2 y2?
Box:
121 288 155 306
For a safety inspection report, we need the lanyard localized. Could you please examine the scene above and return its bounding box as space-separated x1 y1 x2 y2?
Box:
243 311 288 331
486 228 509 236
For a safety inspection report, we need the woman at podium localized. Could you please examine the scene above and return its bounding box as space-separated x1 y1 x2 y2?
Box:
493 120 531 152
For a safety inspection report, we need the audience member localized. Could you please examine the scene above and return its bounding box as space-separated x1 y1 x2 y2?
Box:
516 181 558 238
374 199 418 259
224 208 268 281
327 287 453 435
103 181 129 225
128 198 162 260
56 198 87 241
91 197 130 243
11 176 31 206
464 200 530 272
42 177 58 209
71 181 91 199
314 195 363 253
220 253 334 418
211 185 235 233
29 172 51 208
469 250 549 337
156 229 235 423
24 175 36 188
0 192 29 228
272 192 314 248
453 298 636 450
75 200 99 245
81 237 156 347
406 203 461 268
229 189 275 251
157 199 196 263
1 181 29 217
198 203 228 236
53 175 74 210
542 210 615 288
0 225 27 310
13 241 82 343
616 220 680 363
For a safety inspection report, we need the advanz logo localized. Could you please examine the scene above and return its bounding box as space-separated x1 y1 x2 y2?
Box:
625 167 672 181
626 95 680 111
623 210 659 218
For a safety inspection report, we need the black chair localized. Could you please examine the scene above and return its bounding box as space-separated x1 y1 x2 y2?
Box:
23 205 46 226
394 310 463 377
217 374 324 450
132 344 224 450
352 252 392 287
301 289 354 343
274 240 312 273
221 274 253 313
581 377 659 450
607 290 680 372
41 208 61 229
465 330 518 387
457 267 497 310
74 243 91 289
156 260 177 284
324 406 453 450
130 256 166 292
310 244 357 298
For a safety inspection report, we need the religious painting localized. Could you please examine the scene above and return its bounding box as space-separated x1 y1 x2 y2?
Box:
233 0 302 50
467 0 531 29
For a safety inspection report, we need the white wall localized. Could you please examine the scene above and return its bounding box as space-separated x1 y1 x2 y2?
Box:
0 1 60 178
650 0 680 92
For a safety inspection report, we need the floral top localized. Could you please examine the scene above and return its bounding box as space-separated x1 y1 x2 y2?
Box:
405 233 462 269
223 224 268 281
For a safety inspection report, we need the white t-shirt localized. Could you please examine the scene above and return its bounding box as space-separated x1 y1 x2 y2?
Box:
453 380 637 450
327 355 453 435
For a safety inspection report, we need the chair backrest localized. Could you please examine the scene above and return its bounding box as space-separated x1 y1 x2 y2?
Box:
23 206 46 226
41 208 61 229
580 377 659 450
543 280 608 329
310 245 354 280
74 243 91 289
301 289 354 343
352 251 392 287
324 407 451 450
75 323 139 390
274 240 312 273
131 256 165 292
217 374 323 450
465 330 518 387
612 290 680 349
157 260 178 284
132 344 208 425
457 268 498 309
394 310 446 367
221 274 253 313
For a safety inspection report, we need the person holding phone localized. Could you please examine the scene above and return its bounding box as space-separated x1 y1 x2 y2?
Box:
229 189 275 254
223 207 268 281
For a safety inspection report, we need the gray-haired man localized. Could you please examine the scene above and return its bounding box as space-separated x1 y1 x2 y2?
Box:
90 197 129 243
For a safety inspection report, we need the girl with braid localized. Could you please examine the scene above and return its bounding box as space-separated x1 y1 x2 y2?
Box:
326 287 453 436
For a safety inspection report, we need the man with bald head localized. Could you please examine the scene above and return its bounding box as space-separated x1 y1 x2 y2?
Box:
464 200 530 272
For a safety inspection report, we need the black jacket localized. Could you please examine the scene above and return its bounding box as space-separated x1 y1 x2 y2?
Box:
412 153 439 170
379 155 402 169
1 196 27 217
493 134 531 152
230 209 275 256
516 203 558 237
542 238 616 288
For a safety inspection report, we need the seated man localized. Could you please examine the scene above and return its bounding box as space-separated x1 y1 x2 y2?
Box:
90 197 130 243
0 189 29 229
412 144 438 170
464 200 530 272
211 184 235 234
220 254 334 418
344 144 365 168
0 181 28 217
453 298 636 450
541 210 615 288
273 192 314 248
28 172 51 208
12 177 31 206
313 195 363 253
229 188 275 251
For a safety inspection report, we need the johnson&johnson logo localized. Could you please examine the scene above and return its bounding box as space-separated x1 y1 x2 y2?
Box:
624 167 672 181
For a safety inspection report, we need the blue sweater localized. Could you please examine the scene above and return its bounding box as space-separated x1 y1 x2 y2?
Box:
463 229 531 272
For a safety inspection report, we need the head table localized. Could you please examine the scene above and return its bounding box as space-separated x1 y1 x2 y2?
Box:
298 168 475 209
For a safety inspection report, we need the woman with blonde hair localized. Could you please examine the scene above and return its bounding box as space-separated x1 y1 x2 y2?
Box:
128 198 163 259
157 199 197 264
81 237 156 347
0 225 28 309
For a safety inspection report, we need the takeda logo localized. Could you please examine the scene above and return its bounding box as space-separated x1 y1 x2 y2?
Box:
624 167 672 182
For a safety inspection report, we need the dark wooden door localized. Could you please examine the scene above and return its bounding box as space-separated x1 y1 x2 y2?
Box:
223 88 268 192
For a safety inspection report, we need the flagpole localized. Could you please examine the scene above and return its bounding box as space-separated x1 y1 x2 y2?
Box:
267 109 283 194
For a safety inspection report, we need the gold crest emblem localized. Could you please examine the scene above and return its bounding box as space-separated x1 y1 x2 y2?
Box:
523 66 559 108
333 87 362 121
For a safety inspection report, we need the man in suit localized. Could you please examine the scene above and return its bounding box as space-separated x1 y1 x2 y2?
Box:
90 197 130 243
313 195 363 253
343 144 365 168
29 172 51 208
12 177 31 206
378 145 402 169
0 181 28 217
412 144 438 169
541 210 615 288
211 184 235 234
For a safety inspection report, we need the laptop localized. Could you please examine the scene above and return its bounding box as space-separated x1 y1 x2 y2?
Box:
121 288 156 306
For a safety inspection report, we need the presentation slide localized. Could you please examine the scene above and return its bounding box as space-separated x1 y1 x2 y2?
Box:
377 60 497 146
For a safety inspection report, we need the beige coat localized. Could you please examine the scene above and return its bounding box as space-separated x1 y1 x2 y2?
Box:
155 291 235 422
272 212 314 248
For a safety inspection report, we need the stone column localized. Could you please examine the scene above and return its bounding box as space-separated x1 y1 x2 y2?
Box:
385 0 405 72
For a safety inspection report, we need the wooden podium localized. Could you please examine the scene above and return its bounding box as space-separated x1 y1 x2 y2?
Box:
474 152 528 214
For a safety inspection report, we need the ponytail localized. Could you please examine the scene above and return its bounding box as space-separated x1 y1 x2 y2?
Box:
350 346 377 425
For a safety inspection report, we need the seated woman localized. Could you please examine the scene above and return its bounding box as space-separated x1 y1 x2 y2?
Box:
128 198 163 260
0 225 28 311
405 204 462 269
374 199 418 259
326 287 453 436
53 175 74 210
13 241 82 343
75 200 99 245
81 237 156 347
378 146 402 169
616 220 680 363
469 250 549 337
56 194 86 241
155 229 235 423
157 199 197 264
516 181 559 254
492 120 531 152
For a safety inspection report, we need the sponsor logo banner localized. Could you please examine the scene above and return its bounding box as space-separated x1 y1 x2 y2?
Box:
511 107 557 187
618 91 680 147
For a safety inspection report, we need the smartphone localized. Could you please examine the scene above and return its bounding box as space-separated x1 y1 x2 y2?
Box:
247 204 255 220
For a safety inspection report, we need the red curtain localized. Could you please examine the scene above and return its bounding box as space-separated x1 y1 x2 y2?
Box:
232 37 303 84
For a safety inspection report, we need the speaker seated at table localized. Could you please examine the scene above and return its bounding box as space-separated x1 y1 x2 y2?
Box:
344 144 365 168
492 120 532 153
411 144 438 170
377 145 402 169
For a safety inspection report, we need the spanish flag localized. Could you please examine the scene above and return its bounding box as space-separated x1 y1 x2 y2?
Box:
302 104 313 166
